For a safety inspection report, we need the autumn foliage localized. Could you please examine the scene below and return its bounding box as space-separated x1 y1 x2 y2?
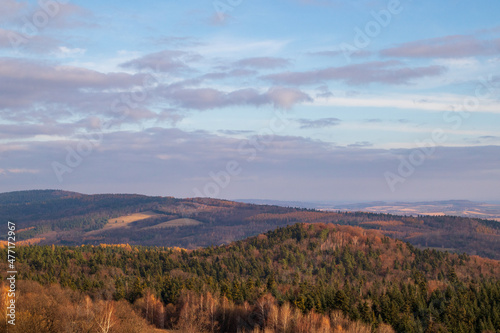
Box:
1 223 499 332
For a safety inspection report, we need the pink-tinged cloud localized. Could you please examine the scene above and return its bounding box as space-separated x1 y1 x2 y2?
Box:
208 12 233 26
0 58 148 115
262 61 446 85
308 49 371 58
0 28 62 53
201 69 257 80
159 86 311 110
42 2 94 29
0 58 146 89
381 35 500 58
0 28 14 48
266 87 312 109
0 0 27 20
120 50 201 73
1 0 93 30
234 57 291 69
3 129 500 202
0 123 75 139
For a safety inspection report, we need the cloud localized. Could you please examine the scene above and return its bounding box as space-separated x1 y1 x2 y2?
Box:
0 27 62 53
234 57 291 69
120 50 201 73
0 0 27 20
158 86 312 110
312 92 500 114
41 2 94 29
381 35 500 58
218 129 254 135
315 85 333 98
159 87 263 110
1 1 94 44
263 61 446 86
0 28 14 48
0 168 39 176
208 12 233 26
0 56 310 134
308 49 371 58
0 0 93 54
2 128 499 201
0 123 76 139
0 57 161 130
53 46 86 58
348 141 373 148
201 69 257 80
266 87 312 109
296 118 341 129
194 38 289 58
156 109 185 125
0 58 145 90
0 58 147 114
200 57 291 82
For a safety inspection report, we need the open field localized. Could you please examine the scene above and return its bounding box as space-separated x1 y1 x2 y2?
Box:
142 218 202 229
109 211 158 225
86 211 159 235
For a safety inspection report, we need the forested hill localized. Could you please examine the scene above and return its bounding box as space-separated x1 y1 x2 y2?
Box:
1 223 499 332
1 190 500 259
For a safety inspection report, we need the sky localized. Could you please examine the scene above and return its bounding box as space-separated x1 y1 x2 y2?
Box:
0 0 499 201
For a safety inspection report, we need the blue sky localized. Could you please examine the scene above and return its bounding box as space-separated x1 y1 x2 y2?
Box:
0 0 499 201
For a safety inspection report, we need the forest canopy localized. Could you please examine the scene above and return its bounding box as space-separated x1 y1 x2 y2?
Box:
1 223 499 332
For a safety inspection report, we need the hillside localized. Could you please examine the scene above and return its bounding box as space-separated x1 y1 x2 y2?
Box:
1 190 500 259
329 200 500 222
1 223 499 332
238 200 500 222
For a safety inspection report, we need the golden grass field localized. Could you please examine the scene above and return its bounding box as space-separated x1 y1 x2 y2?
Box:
85 211 159 235
108 211 157 225
142 218 202 229
84 213 202 236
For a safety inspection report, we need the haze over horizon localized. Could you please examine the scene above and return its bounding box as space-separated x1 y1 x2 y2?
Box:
1 0 499 202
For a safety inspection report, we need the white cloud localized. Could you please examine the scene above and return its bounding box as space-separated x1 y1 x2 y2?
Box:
310 93 500 114
0 168 39 175
55 46 87 58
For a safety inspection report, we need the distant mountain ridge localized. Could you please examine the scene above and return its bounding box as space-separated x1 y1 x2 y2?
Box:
1 190 500 259
238 198 500 221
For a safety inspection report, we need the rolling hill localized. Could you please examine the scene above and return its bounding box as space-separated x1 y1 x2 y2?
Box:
1 223 499 332
1 190 500 259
